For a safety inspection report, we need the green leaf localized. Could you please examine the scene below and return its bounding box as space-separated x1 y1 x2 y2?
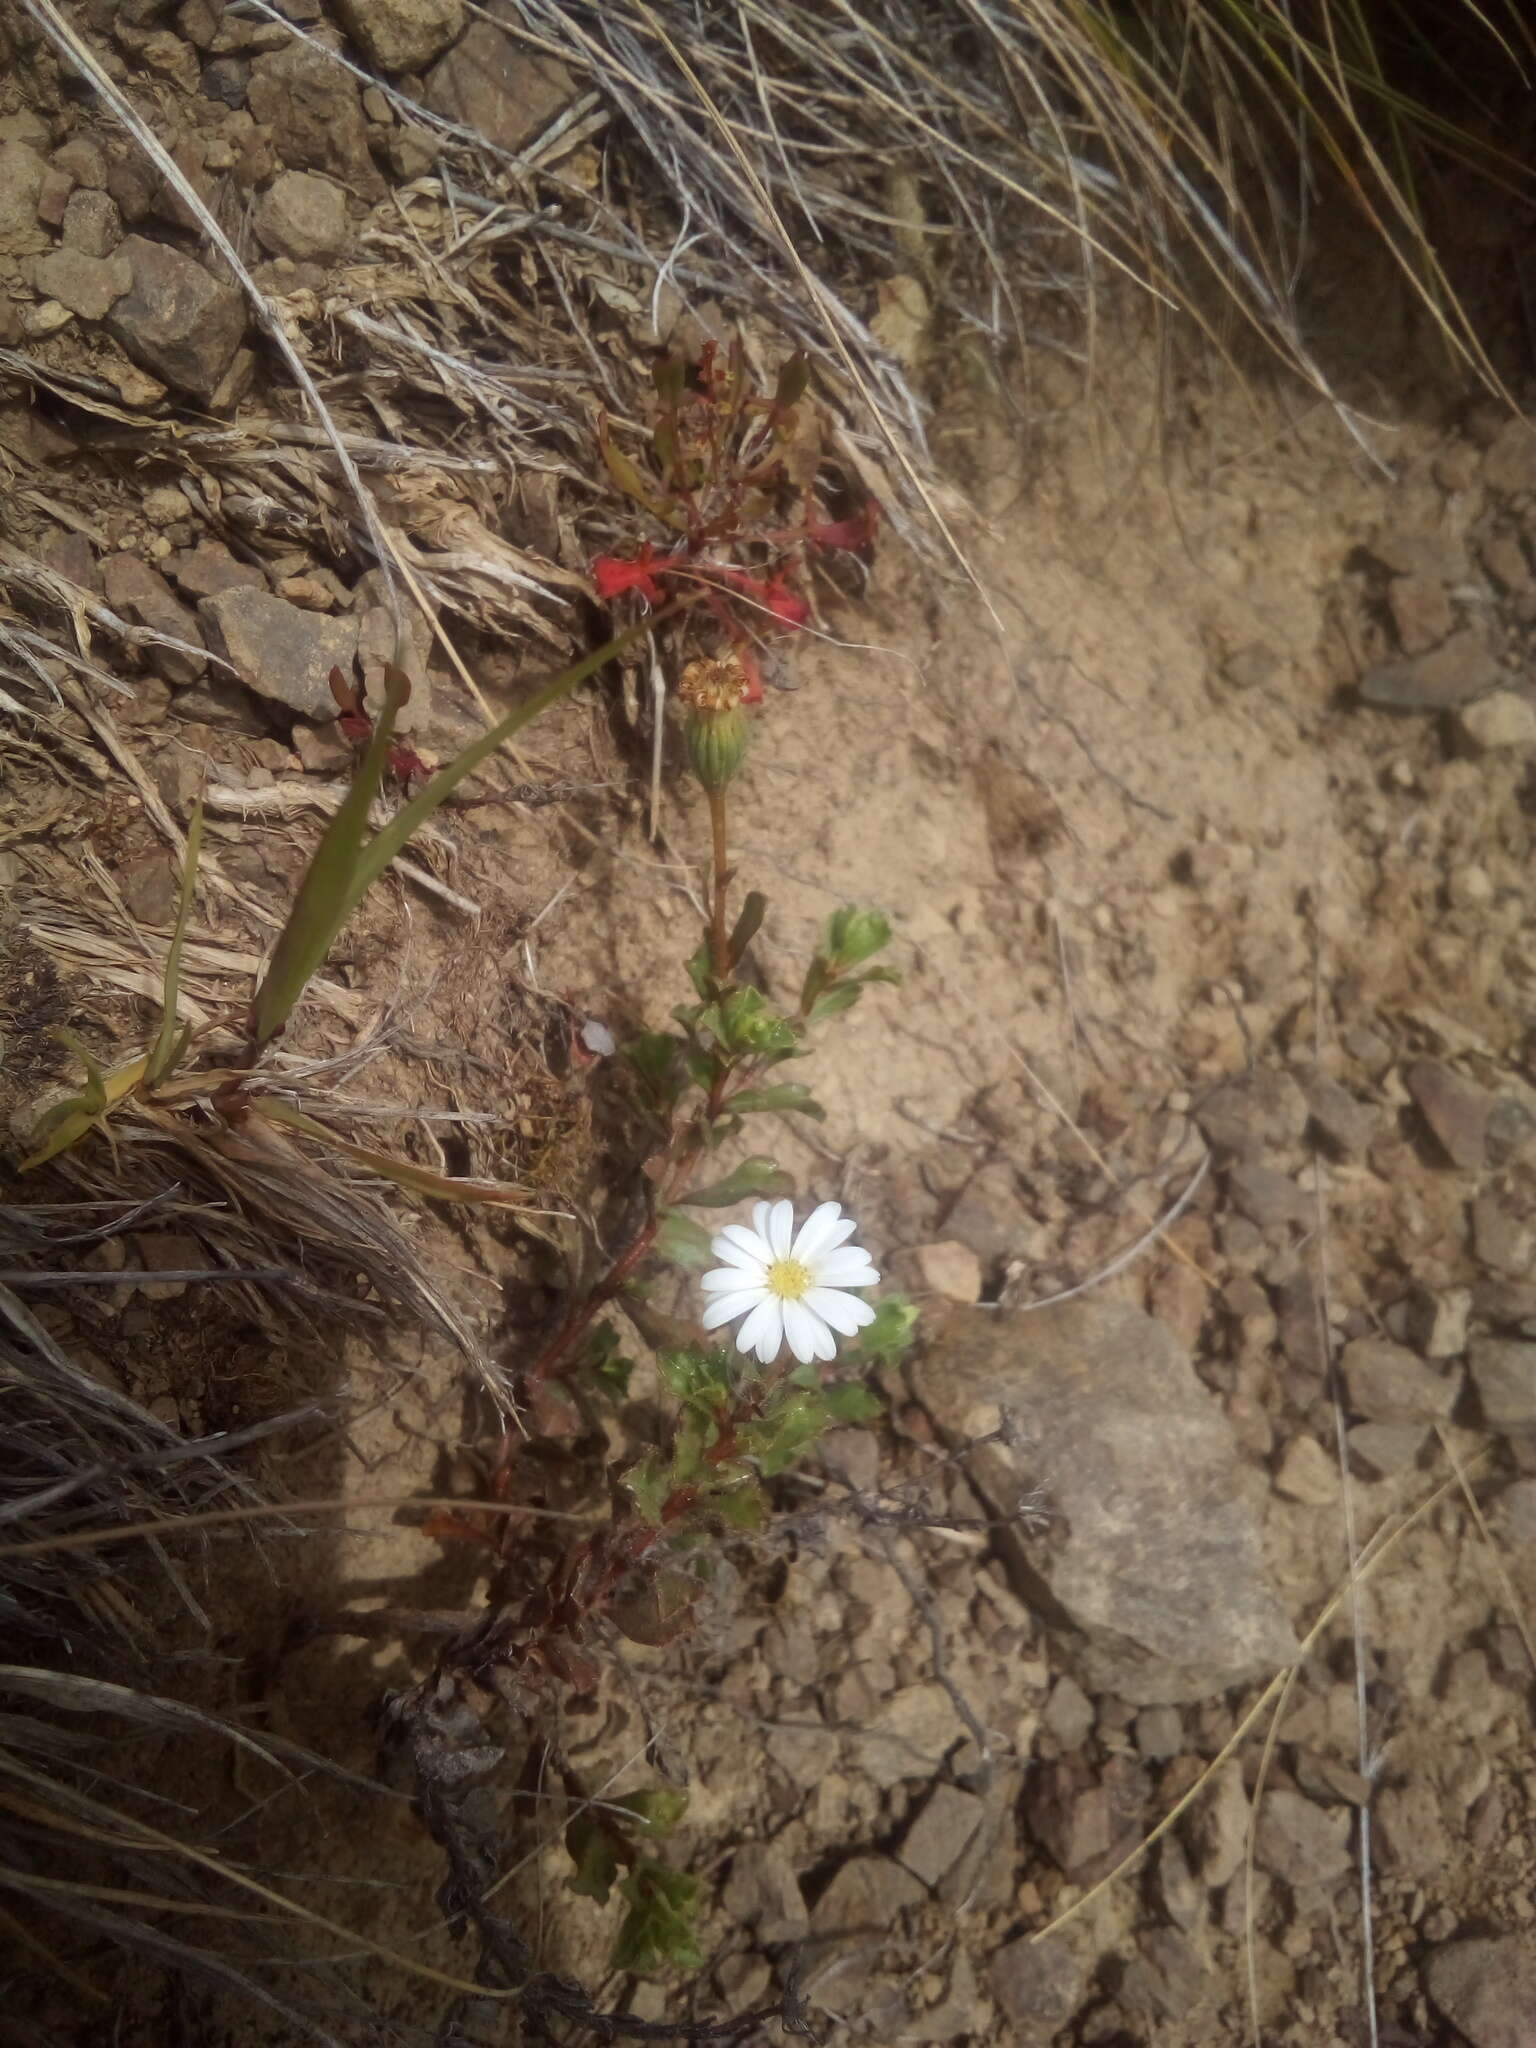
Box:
565 1815 620 1904
653 1210 715 1270
727 890 767 968
612 1861 703 1975
715 1480 766 1530
824 907 892 969
746 1387 829 1477
656 1344 733 1414
806 983 864 1025
146 797 202 1086
679 1157 792 1207
625 1030 685 1106
597 414 677 522
249 664 409 1046
615 1788 689 1839
845 1295 919 1367
727 1081 825 1121
623 1451 672 1526
773 350 810 411
824 1380 883 1425
685 944 714 1001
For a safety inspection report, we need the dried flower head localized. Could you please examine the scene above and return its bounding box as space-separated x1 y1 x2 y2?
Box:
678 655 749 713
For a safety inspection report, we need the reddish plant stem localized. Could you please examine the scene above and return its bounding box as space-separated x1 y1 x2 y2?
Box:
706 786 731 981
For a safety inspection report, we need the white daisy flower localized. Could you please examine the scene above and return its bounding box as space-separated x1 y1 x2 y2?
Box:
700 1199 879 1366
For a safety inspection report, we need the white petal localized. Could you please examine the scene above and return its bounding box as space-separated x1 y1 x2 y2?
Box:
702 1288 766 1329
720 1212 774 1261
792 1200 846 1262
702 1264 763 1293
752 1201 774 1244
810 1250 880 1288
736 1296 782 1364
780 1298 823 1365
803 1286 875 1336
767 1199 794 1257
809 1313 839 1362
710 1230 769 1272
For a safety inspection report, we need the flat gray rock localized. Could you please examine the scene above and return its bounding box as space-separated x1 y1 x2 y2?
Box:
911 1300 1297 1703
199 588 357 719
1424 1933 1536 2048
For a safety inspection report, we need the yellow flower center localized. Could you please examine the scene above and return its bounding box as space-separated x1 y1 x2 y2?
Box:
765 1257 812 1302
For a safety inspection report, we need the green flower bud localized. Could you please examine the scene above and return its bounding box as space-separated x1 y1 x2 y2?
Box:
685 704 747 791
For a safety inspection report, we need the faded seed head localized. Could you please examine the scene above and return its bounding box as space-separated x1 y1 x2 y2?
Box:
679 654 749 712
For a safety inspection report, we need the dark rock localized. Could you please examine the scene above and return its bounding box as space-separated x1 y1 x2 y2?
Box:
40 528 100 591
1347 1423 1427 1478
253 170 348 263
101 552 206 684
1041 1674 1094 1750
426 22 574 149
1133 1706 1183 1761
720 1840 806 1945
1358 627 1498 712
942 1161 1027 1264
988 1932 1086 2027
60 186 121 256
198 588 357 719
1274 1265 1327 1376
1405 1059 1492 1170
1194 1066 1308 1159
1252 1788 1350 1890
1120 1926 1214 2024
1472 1188 1535 1277
119 851 178 926
1388 575 1454 654
167 538 265 599
1301 1069 1379 1159
0 139 48 256
1154 1832 1203 1931
1478 530 1531 592
1403 1286 1472 1359
51 136 108 189
201 56 250 108
897 1784 985 1889
1374 1780 1450 1880
1369 525 1464 580
247 43 384 196
1423 1933 1536 2048
106 236 246 400
336 0 463 74
912 1300 1296 1703
1472 1275 1536 1332
1487 1093 1536 1168
1468 1338 1536 1435
1024 1759 1113 1876
1293 1751 1370 1806
32 246 131 322
1228 1161 1311 1234
1339 1336 1457 1426
1186 1763 1248 1888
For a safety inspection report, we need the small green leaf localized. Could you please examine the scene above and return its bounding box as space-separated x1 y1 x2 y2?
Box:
612 1860 703 1975
715 1480 766 1530
773 350 810 411
679 1157 793 1207
824 1381 883 1425
807 983 864 1025
626 1030 685 1104
727 890 768 968
746 1387 829 1476
615 1788 689 1839
656 1344 734 1415
598 414 675 521
565 1815 620 1904
685 943 714 1000
727 1081 825 1120
846 1295 919 1367
825 907 892 969
622 1451 672 1526
653 1210 716 1269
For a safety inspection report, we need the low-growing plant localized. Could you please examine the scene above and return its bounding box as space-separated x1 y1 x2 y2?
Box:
14 345 912 2020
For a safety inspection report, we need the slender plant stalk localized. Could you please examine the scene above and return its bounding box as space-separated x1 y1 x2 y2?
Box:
706 788 732 980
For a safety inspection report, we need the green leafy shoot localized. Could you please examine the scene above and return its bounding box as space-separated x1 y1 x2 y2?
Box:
843 1293 919 1369
614 1788 688 1839
652 1210 716 1269
584 1325 636 1402
145 796 203 1088
612 1861 703 1974
726 1081 824 1120
678 1156 794 1207
19 1033 145 1173
565 1816 621 1904
800 904 900 1023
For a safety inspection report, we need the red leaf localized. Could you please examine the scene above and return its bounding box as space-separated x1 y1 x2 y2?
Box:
592 542 673 605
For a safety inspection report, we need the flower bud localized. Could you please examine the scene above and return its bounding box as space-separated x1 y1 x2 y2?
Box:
686 704 746 791
679 655 750 791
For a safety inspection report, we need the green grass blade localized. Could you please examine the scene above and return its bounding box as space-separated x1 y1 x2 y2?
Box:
247 667 409 1048
145 797 202 1087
